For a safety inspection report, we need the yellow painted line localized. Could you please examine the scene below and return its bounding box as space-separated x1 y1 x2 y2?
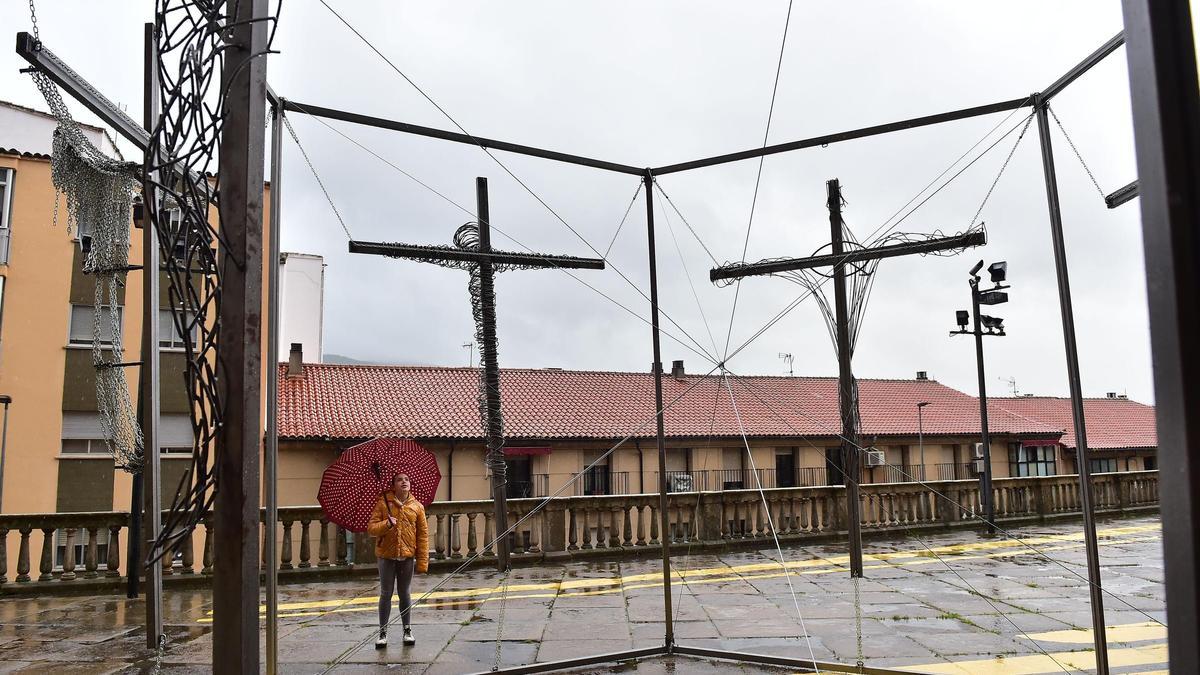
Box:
220 535 1159 623
1021 621 1166 645
901 641 1167 674
199 523 1162 622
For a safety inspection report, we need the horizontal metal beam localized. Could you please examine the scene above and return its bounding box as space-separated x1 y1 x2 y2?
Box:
653 98 1032 176
710 229 986 282
1106 179 1139 208
478 646 668 675
673 645 917 675
349 240 607 269
1043 31 1126 101
283 99 645 176
17 32 150 150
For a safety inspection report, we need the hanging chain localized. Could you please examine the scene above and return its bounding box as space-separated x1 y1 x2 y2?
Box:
281 112 353 240
1048 105 1108 200
970 113 1035 228
492 566 511 672
28 0 40 45
853 574 864 669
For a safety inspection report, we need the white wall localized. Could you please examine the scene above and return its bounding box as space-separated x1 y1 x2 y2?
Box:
280 252 325 362
0 101 121 159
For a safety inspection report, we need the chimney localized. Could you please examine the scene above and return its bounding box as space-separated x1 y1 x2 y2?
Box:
916 371 928 381
287 343 304 378
671 360 685 379
1106 392 1117 399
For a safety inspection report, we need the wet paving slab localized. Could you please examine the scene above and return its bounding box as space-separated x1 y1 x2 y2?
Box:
0 514 1166 674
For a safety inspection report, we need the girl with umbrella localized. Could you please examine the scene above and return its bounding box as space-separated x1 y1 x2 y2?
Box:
367 472 429 648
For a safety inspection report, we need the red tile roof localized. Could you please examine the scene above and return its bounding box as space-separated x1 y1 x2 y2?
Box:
277 364 1064 442
990 396 1157 450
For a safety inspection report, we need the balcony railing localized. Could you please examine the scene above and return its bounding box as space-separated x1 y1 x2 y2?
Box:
934 462 976 481
0 471 1159 594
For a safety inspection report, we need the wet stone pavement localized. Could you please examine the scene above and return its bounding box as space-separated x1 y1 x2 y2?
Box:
0 514 1166 674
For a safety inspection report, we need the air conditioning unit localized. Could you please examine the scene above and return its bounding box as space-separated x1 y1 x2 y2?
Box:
972 442 985 459
865 449 886 467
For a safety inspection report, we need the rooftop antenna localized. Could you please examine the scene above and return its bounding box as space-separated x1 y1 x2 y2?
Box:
778 352 794 376
462 342 474 368
1000 376 1018 396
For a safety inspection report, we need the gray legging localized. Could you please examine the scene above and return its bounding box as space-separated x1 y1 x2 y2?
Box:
378 557 416 629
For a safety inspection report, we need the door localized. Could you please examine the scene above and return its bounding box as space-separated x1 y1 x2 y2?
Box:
825 447 843 486
506 456 533 498
776 451 796 488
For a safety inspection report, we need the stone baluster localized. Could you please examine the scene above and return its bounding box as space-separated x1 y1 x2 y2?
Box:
580 510 593 550
299 518 313 569
106 526 121 578
720 501 730 540
449 514 462 559
318 519 331 567
60 528 77 581
609 508 621 548
163 542 175 577
433 514 447 560
16 527 31 582
38 528 54 582
467 513 478 557
335 527 349 567
82 527 99 579
280 518 294 571
181 530 195 575
484 512 495 557
635 505 646 546
567 508 579 551
528 513 542 554
622 506 633 547
648 505 659 546
201 522 214 574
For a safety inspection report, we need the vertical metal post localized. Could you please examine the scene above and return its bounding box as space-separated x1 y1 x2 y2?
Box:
971 280 996 535
212 0 268 671
476 177 510 572
1034 96 1109 674
264 100 284 675
140 21 164 650
644 169 675 648
827 179 864 578
1120 3 1200 672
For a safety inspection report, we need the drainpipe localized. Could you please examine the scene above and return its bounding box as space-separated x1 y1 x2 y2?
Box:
447 440 456 502
635 440 645 493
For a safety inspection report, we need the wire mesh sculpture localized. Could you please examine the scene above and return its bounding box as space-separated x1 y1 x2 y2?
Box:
143 0 282 559
30 71 145 473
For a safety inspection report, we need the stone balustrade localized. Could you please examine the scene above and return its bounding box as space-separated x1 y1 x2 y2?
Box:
0 470 1158 595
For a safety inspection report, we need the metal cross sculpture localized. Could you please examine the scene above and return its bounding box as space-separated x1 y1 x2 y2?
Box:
710 178 985 578
350 177 605 570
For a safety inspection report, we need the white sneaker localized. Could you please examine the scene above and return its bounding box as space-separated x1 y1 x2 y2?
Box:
402 628 415 646
375 630 387 649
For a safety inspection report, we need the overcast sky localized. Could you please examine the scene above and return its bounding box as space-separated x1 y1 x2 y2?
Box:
1 2 1175 404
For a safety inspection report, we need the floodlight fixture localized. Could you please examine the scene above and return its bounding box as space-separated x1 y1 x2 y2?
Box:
988 261 1008 283
956 310 970 328
980 315 1005 333
969 260 984 277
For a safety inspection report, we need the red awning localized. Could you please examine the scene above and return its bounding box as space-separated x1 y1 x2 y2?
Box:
504 446 551 456
1021 439 1061 447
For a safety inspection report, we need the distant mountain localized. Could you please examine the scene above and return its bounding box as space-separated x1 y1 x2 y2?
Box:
322 353 383 366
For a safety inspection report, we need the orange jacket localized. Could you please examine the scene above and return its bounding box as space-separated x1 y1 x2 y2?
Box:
366 491 429 573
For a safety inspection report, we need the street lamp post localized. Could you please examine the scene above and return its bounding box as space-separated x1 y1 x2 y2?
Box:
950 260 1009 535
0 395 10 513
917 401 930 481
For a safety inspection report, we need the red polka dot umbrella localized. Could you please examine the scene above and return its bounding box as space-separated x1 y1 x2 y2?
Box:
318 437 441 533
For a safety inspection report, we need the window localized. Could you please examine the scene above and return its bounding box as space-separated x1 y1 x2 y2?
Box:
0 168 13 264
62 438 110 454
1144 456 1157 471
1088 457 1118 474
159 308 198 349
69 304 122 345
1009 444 1057 477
